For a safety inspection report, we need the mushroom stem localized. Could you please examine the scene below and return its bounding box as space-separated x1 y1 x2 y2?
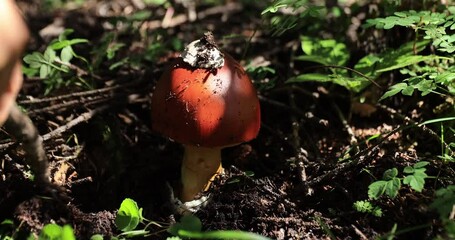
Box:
180 145 223 202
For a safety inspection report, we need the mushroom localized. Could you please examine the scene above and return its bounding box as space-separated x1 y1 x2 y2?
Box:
151 32 260 202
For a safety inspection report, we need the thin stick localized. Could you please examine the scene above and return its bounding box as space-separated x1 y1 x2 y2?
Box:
3 104 49 184
332 102 359 154
18 84 127 104
288 90 313 195
41 105 109 141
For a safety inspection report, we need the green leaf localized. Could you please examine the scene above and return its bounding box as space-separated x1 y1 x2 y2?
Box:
40 65 50 78
353 200 383 217
106 43 125 60
403 174 426 192
430 185 455 217
294 55 328 65
403 162 428 192
60 46 73 63
117 230 150 238
354 54 381 77
383 168 398 180
401 85 415 96
379 83 408 101
403 166 414 174
115 198 142 232
368 180 387 200
39 224 62 239
90 234 104 240
287 73 330 83
177 229 271 240
23 52 46 68
413 161 430 169
297 36 349 66
128 10 152 21
61 225 76 240
287 73 370 93
377 55 442 73
168 215 202 236
51 39 89 50
384 178 401 198
1 219 14 226
434 71 455 84
58 29 74 42
43 48 57 62
353 200 373 213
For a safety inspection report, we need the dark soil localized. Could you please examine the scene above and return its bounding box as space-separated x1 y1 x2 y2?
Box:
0 0 453 239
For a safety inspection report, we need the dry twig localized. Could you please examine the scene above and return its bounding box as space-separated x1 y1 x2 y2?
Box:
3 104 49 184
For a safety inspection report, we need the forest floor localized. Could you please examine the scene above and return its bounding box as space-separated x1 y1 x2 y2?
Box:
0 0 453 239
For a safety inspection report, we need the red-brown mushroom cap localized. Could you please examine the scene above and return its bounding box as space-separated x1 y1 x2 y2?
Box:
151 53 261 148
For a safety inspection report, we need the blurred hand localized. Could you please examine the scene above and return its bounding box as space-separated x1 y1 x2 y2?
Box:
0 0 29 125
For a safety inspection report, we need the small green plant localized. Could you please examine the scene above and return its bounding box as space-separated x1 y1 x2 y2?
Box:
261 0 324 36
245 63 277 91
168 215 270 240
364 8 455 101
368 161 429 200
430 185 455 239
23 29 91 95
37 224 76 240
109 198 271 240
0 219 15 240
365 9 455 53
353 200 383 217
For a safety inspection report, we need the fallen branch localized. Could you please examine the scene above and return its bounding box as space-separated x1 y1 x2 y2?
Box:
3 104 49 184
41 105 109 141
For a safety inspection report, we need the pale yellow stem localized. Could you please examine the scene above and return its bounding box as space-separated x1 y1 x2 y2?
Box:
180 145 223 202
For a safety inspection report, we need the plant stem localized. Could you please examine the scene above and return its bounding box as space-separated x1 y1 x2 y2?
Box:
180 145 223 202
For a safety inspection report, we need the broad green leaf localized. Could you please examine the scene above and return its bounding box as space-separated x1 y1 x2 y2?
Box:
61 225 76 240
414 161 430 169
403 175 425 192
384 178 401 198
383 168 398 180
430 185 455 217
60 46 73 63
90 234 104 240
379 83 408 101
330 75 370 92
294 55 328 65
39 224 62 239
168 215 202 236
297 36 349 66
435 71 455 84
403 166 414 174
287 73 370 93
354 54 381 77
368 180 387 200
401 85 415 96
115 198 142 232
23 52 46 68
43 48 56 62
377 55 441 73
40 65 50 78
